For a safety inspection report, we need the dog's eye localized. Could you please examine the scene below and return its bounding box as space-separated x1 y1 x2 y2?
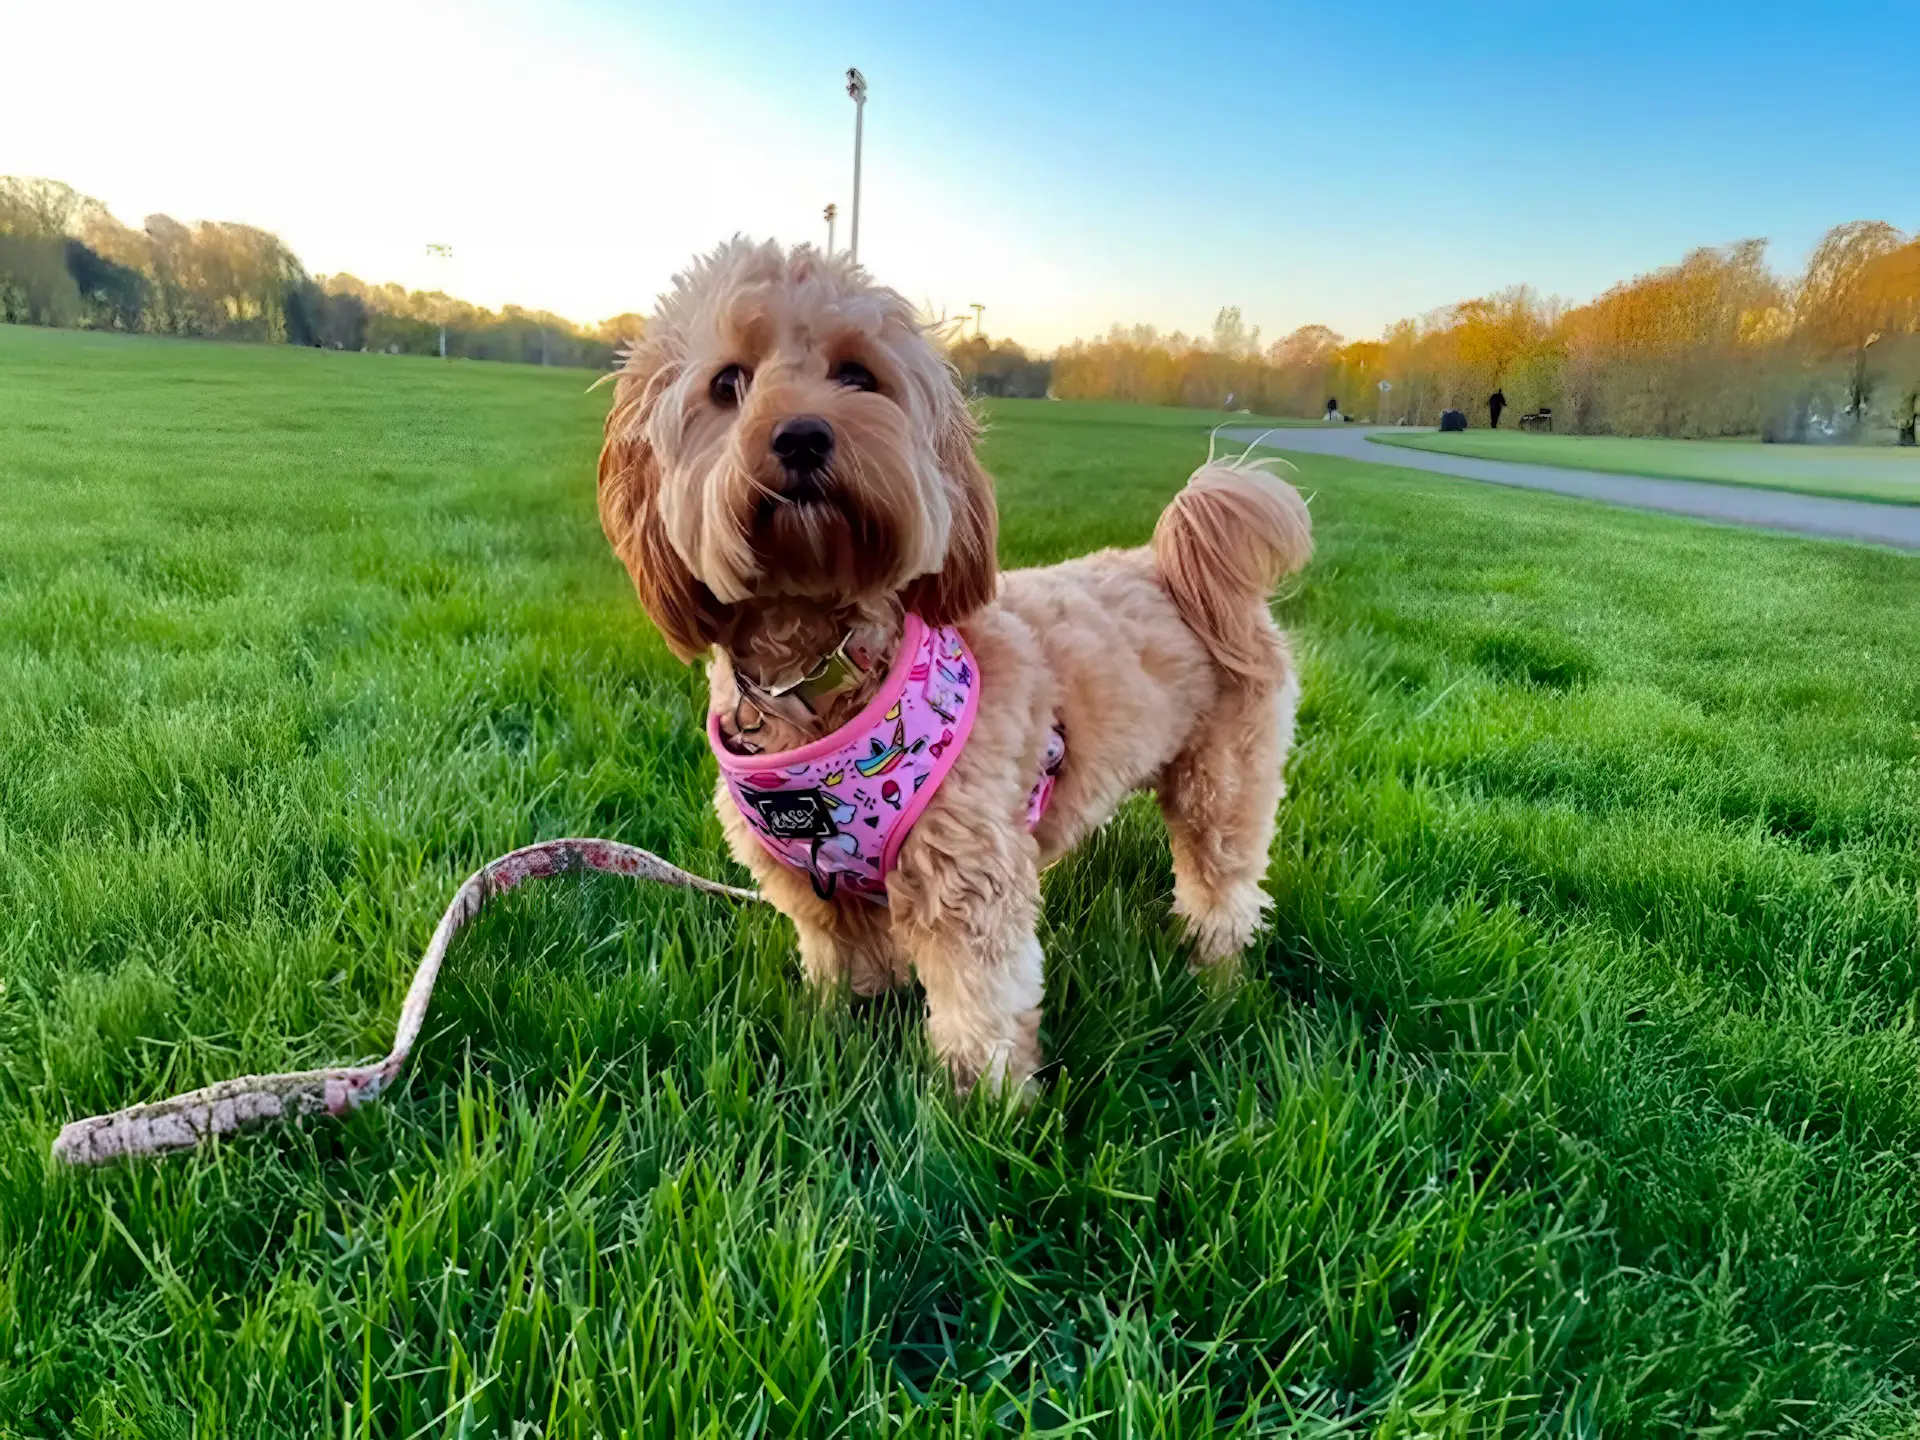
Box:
710 364 750 407
832 361 878 392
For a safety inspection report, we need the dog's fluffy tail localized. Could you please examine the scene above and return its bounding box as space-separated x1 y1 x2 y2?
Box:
1152 453 1312 683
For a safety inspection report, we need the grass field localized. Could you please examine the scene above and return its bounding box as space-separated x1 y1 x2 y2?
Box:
3 323 1920 1436
1371 427 1920 506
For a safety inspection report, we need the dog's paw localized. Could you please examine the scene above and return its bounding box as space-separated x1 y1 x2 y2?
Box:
1178 883 1271 972
942 1025 1042 1106
951 1062 1041 1109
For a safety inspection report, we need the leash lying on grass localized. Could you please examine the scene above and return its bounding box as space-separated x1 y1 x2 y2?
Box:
52 839 761 1167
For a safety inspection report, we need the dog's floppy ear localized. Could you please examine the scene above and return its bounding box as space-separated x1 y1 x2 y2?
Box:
903 382 998 627
598 356 727 662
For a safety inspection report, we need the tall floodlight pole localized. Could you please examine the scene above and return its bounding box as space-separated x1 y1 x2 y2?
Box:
824 202 837 257
970 303 985 339
425 243 453 359
845 68 867 264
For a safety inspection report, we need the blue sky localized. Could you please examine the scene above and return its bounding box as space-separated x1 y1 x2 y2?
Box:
3 0 1913 348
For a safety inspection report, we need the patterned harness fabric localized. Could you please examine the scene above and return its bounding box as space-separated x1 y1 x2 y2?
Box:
709 615 1065 904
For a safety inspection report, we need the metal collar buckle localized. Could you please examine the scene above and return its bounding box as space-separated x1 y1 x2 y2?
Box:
741 632 866 716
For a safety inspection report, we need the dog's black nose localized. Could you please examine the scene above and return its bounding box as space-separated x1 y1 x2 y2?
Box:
771 415 834 480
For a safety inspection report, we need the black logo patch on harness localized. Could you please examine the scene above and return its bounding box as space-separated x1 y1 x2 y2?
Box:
739 786 838 841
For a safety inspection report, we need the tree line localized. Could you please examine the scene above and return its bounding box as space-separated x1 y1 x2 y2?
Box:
1051 223 1920 443
6 174 1914 441
0 177 640 368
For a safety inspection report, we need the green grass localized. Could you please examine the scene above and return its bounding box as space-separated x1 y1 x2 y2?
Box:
1371 427 1920 506
3 323 1920 1435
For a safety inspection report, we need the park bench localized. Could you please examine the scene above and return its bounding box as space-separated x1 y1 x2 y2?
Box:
1518 407 1553 432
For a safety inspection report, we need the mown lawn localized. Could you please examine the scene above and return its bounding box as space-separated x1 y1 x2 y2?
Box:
3 325 1920 1436
1371 426 1920 506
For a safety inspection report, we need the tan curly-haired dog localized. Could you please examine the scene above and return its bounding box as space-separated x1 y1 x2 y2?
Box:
598 239 1311 1093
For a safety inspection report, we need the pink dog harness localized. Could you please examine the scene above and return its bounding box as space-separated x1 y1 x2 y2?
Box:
709 614 1064 904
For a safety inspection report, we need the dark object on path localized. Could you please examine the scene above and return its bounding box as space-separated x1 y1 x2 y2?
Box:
1439 409 1468 433
1518 407 1554 433
1488 390 1507 428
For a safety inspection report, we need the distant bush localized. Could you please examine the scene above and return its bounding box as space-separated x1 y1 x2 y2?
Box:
948 334 1051 398
0 233 81 326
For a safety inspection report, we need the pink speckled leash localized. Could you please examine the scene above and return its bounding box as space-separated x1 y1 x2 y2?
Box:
51 839 760 1167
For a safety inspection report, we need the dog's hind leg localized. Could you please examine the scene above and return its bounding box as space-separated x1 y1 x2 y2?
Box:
1155 669 1300 970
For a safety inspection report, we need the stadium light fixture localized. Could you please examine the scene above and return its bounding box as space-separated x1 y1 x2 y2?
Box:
845 69 867 264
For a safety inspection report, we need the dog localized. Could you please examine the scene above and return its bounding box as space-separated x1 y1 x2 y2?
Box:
597 238 1311 1093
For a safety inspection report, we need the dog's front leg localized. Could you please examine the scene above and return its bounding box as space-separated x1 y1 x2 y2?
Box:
888 812 1045 1094
714 784 906 996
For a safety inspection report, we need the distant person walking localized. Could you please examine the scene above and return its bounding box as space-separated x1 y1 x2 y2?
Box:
1488 389 1507 429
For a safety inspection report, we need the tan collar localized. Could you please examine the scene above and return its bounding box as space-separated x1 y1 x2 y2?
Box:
721 612 902 755
725 632 877 753
740 631 872 713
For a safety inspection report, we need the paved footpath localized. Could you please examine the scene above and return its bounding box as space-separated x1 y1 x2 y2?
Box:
1221 426 1920 551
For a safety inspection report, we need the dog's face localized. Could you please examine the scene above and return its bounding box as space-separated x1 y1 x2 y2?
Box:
599 239 997 660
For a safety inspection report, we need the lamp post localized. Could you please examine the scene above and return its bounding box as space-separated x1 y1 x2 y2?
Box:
845 68 867 264
425 243 453 359
824 202 837 257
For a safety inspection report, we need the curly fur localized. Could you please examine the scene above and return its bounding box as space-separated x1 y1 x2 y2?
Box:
599 238 1311 1093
